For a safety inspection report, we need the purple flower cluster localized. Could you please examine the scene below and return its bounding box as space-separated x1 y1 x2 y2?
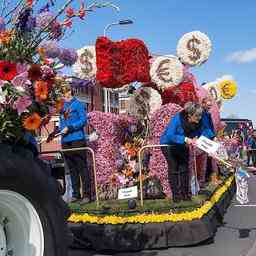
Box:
41 40 60 58
70 77 94 89
36 11 54 29
49 21 63 40
59 48 78 66
16 8 36 32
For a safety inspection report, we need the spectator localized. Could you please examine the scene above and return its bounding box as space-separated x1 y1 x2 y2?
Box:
48 83 91 203
247 131 256 167
160 102 213 203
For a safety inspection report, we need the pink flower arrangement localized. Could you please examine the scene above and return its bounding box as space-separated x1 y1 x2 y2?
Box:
147 103 182 196
87 111 136 198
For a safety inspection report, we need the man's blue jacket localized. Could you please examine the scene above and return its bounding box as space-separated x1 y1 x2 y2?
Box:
160 111 215 145
59 97 87 144
201 110 215 140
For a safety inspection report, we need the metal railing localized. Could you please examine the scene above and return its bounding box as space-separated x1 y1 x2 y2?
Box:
40 147 99 207
137 144 170 207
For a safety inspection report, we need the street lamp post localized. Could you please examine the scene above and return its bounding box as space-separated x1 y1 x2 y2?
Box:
103 19 133 112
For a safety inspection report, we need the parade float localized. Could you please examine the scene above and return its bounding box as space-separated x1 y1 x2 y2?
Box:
0 0 239 254
0 1 119 256
67 31 239 251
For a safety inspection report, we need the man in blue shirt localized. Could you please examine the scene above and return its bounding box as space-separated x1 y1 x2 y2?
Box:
56 84 90 203
160 102 213 203
201 97 216 183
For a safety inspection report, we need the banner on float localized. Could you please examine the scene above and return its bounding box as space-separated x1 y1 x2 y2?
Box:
118 186 138 200
196 136 219 155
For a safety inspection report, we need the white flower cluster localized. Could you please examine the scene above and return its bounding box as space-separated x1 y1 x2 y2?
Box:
202 81 220 102
177 31 212 66
72 46 97 80
150 55 184 91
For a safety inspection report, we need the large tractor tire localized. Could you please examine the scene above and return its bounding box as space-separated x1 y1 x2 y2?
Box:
0 144 71 256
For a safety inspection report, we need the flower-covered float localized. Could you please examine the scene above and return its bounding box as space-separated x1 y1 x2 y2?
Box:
68 31 238 251
0 1 119 256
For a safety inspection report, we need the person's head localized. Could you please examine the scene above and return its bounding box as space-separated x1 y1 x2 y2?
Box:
201 96 213 111
61 83 73 101
184 102 203 124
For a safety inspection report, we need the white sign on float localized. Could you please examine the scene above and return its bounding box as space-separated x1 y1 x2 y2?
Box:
118 186 138 200
196 136 219 155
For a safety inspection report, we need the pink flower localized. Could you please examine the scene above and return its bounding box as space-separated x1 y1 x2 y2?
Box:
11 72 30 92
62 18 72 28
78 3 86 19
16 63 28 74
13 96 32 115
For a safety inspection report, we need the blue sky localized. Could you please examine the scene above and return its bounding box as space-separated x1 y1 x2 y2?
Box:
50 1 256 123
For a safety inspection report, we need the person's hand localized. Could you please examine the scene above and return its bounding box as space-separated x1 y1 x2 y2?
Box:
185 137 194 145
46 132 56 143
213 137 218 142
61 127 69 135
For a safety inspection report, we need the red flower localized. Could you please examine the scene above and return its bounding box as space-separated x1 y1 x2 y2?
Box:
0 61 17 81
28 64 42 81
96 36 151 88
26 0 33 7
161 81 198 107
66 7 75 17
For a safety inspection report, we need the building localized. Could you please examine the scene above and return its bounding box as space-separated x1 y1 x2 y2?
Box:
119 90 130 114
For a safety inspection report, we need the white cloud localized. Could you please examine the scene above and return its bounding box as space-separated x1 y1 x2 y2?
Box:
226 48 256 64
216 74 234 82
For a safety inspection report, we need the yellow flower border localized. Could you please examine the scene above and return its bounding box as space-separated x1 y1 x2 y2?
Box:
68 176 234 225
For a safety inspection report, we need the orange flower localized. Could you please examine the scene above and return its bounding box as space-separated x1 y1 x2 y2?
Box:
37 47 46 59
0 30 13 45
35 81 48 101
124 142 131 149
125 168 133 177
23 113 42 131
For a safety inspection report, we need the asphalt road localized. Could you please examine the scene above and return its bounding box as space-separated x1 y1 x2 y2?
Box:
69 178 256 256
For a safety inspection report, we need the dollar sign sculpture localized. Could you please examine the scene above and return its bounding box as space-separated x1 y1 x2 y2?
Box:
187 36 201 63
156 59 173 83
79 49 93 75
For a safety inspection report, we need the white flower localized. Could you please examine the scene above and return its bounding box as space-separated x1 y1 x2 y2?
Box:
72 46 96 80
177 31 212 66
0 87 6 104
150 55 184 90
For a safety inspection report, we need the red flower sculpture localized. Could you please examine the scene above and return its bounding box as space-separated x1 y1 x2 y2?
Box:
96 36 151 88
161 80 198 107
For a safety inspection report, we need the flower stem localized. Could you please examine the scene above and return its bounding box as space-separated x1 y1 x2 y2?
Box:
31 0 75 47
